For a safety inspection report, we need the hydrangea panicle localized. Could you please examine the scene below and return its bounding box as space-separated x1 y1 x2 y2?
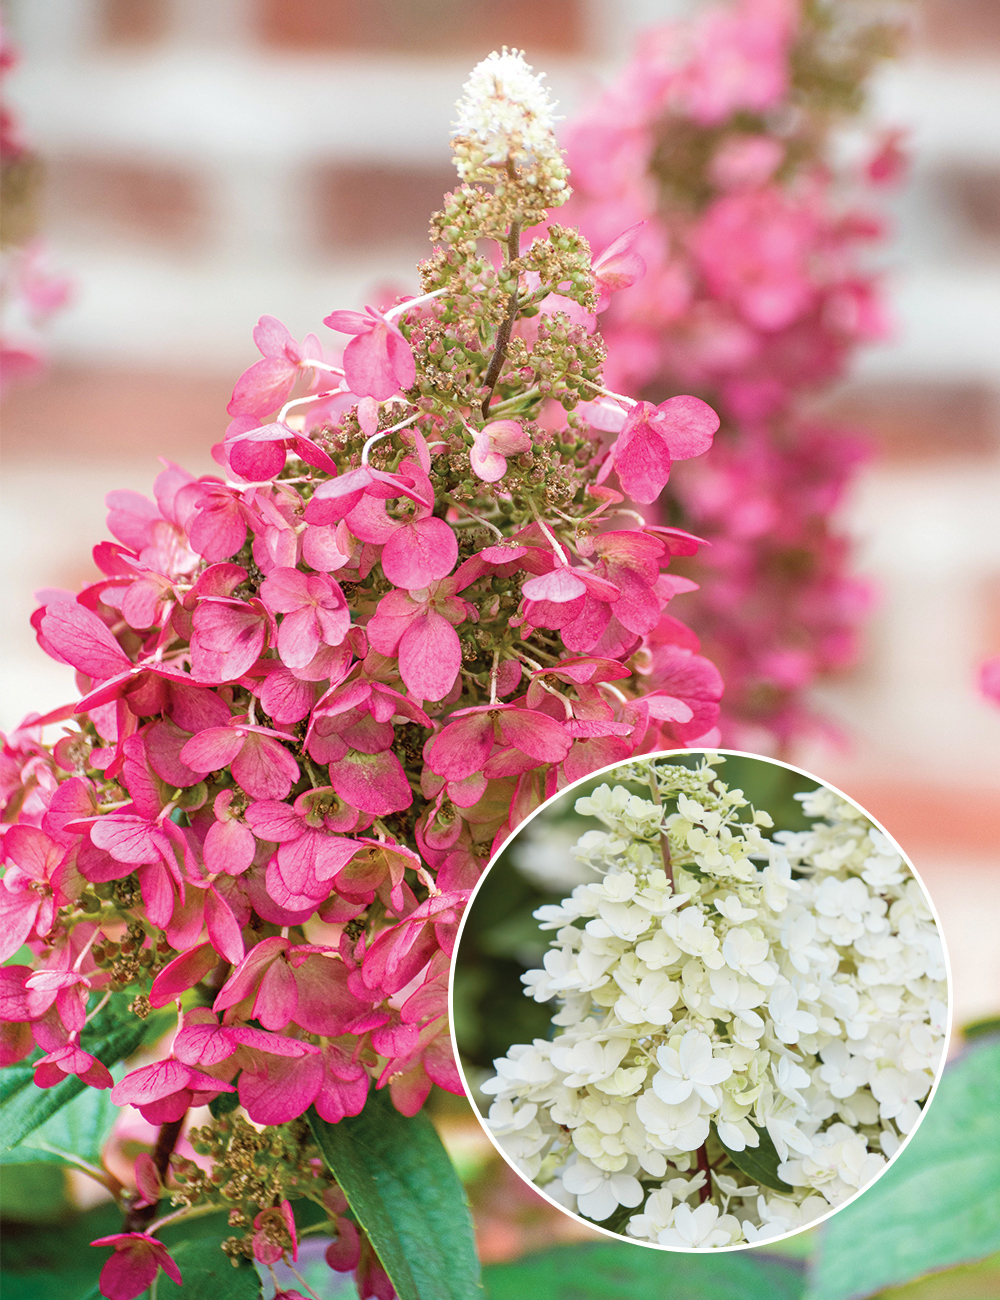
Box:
563 0 909 748
0 47 722 1296
479 756 947 1247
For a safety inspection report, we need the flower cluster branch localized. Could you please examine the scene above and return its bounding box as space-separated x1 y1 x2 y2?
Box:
1 48 724 1300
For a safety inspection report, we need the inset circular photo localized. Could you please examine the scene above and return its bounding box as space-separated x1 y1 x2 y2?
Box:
451 750 950 1251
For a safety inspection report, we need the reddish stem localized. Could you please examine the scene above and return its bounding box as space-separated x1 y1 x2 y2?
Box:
122 1113 186 1232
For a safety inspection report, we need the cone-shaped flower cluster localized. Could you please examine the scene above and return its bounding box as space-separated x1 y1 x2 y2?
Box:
1 49 722 1299
482 757 946 1246
562 0 906 747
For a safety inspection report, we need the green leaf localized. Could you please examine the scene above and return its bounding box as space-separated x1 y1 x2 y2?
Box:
2 1065 123 1166
0 1200 120 1299
874 1253 1000 1300
483 1241 806 1299
0 1059 38 1104
807 1039 1000 1300
0 1163 70 1222
713 1121 792 1193
0 994 172 1152
962 1015 1000 1043
308 1090 483 1300
155 1236 261 1299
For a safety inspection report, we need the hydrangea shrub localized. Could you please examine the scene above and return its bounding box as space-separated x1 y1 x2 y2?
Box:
0 51 725 1300
563 0 911 749
480 755 947 1248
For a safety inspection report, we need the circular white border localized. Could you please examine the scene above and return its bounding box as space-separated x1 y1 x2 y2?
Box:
448 746 955 1255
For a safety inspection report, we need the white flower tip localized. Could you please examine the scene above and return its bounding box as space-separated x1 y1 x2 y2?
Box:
453 47 561 170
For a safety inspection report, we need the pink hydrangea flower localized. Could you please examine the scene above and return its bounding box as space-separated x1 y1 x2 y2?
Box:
323 306 416 401
90 1233 182 1300
227 315 324 419
469 419 532 482
609 397 719 503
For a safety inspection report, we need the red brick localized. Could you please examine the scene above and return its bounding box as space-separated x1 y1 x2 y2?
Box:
97 0 172 45
919 0 1000 54
0 366 231 467
313 160 456 252
940 165 1000 248
46 157 207 248
257 0 584 55
812 381 1000 463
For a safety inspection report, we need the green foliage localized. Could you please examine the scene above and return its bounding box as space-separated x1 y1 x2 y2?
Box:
483 1240 806 1299
0 1162 69 1223
0 994 172 1152
156 1236 261 1298
1 1065 123 1167
452 853 565 1073
308 1089 483 1300
0 1200 120 1299
807 1039 1000 1300
874 1253 1000 1299
714 1121 793 1193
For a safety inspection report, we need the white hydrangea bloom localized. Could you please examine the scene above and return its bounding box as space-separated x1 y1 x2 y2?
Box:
478 756 948 1247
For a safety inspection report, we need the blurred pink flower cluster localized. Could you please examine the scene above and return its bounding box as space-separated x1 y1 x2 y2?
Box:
0 24 71 390
563 0 904 747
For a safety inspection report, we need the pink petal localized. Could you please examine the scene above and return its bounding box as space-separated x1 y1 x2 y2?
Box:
322 309 369 335
653 395 720 459
253 314 299 359
398 610 461 702
204 886 245 965
203 818 256 877
179 726 245 774
105 489 161 551
424 712 495 782
133 1153 161 1207
149 942 218 1008
213 935 288 1011
328 750 413 816
40 601 131 680
275 604 321 670
470 431 507 483
228 357 298 420
227 424 290 479
258 566 309 614
239 1051 324 1124
254 956 299 1029
521 567 588 603
612 406 674 503
315 1064 369 1124
498 709 572 762
380 516 457 589
111 1059 232 1107
231 732 299 800
244 799 305 842
342 324 401 401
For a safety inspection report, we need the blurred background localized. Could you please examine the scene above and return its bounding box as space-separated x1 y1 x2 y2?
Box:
0 0 998 1267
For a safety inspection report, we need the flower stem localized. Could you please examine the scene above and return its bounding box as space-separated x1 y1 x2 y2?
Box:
696 1143 711 1203
647 772 675 889
481 219 522 418
123 1114 186 1232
